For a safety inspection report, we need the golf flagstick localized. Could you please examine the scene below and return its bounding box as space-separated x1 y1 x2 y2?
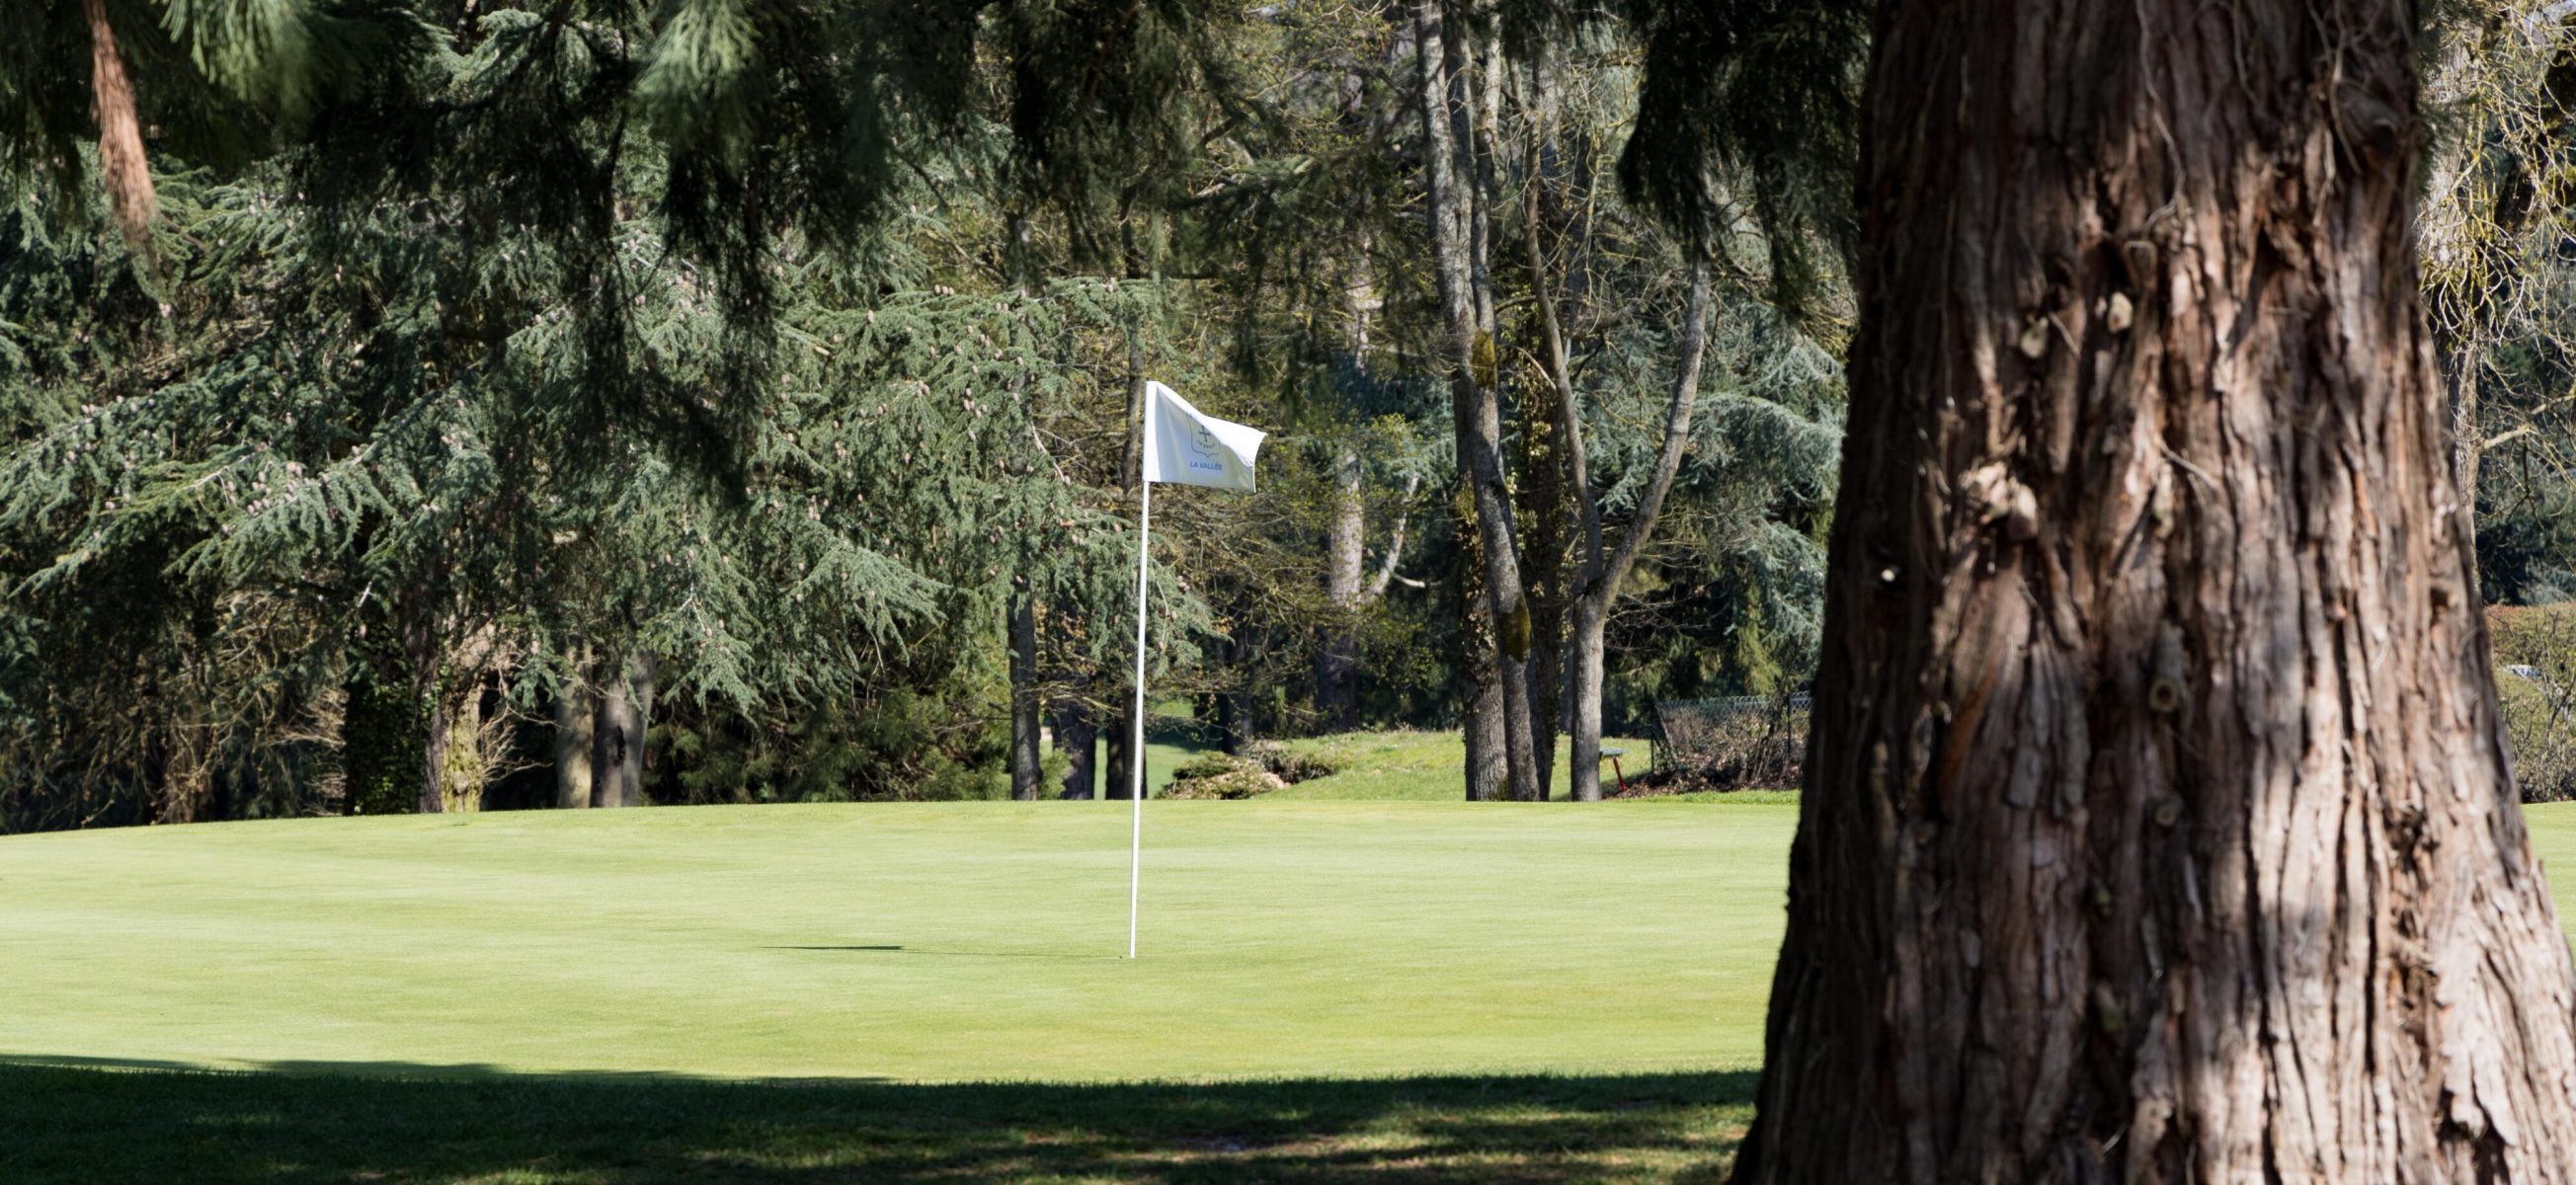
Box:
1128 462 1151 960
1126 380 1265 960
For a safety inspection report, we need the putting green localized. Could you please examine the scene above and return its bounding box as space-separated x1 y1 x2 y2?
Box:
0 800 1791 1082
14 799 2576 1087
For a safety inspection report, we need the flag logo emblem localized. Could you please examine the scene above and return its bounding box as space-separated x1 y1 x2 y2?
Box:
1141 380 1264 491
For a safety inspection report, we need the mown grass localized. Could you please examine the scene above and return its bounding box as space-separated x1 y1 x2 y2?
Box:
12 742 2573 1183
0 801 1789 1081
1271 730 1662 800
0 792 1782 1182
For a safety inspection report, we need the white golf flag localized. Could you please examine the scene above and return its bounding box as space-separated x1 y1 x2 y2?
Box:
1142 380 1264 491
1122 380 1263 959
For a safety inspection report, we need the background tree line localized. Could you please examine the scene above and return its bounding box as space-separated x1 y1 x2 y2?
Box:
3 0 2572 831
0 0 1843 827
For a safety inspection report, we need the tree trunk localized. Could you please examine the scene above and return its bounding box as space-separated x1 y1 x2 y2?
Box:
434 683 485 814
1566 595 1609 803
419 692 449 815
1105 698 1139 800
1008 597 1043 801
1212 626 1254 756
1733 1 2576 1179
1520 368 1570 803
589 653 637 809
1459 630 1504 802
1053 693 1097 799
1560 259 1711 803
553 661 596 810
625 651 656 805
1413 0 1539 802
1521 49 1570 802
80 0 155 246
2450 340 2483 514
1318 442 1367 730
1318 240 1380 731
405 620 452 816
1455 487 1506 802
1104 327 1148 804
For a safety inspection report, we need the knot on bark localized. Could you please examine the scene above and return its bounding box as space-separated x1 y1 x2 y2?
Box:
2329 74 2413 168
1962 462 2039 541
2148 623 2189 714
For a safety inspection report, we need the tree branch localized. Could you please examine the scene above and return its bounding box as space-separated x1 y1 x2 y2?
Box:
83 0 155 248
1601 256 1711 600
1364 473 1422 599
1527 165 1602 578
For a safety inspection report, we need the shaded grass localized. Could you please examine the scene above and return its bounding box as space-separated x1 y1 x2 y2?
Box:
1643 790 1801 805
0 1062 1757 1183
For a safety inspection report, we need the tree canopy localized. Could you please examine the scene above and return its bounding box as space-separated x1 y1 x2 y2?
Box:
5 0 2569 830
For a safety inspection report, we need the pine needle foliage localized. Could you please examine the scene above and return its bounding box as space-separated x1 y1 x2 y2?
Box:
0 112 1203 823
0 0 437 238
1612 0 1866 324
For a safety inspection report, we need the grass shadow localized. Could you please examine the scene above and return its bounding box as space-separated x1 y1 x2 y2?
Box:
0 1058 1756 1183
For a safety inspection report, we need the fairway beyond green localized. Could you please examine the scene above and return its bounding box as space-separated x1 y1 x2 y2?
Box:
1272 730 1664 799
0 800 1788 1082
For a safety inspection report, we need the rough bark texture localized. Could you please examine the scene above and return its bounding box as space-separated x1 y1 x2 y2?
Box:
1104 336 1147 804
1733 1 2576 1181
400 594 445 815
1415 0 1541 802
81 0 155 248
1455 486 1506 802
2448 340 2483 506
420 694 450 816
1519 43 1582 802
434 685 485 814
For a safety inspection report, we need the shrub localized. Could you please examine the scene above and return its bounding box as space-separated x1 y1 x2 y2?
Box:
1163 752 1284 800
1623 697 1807 796
1248 741 1338 784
